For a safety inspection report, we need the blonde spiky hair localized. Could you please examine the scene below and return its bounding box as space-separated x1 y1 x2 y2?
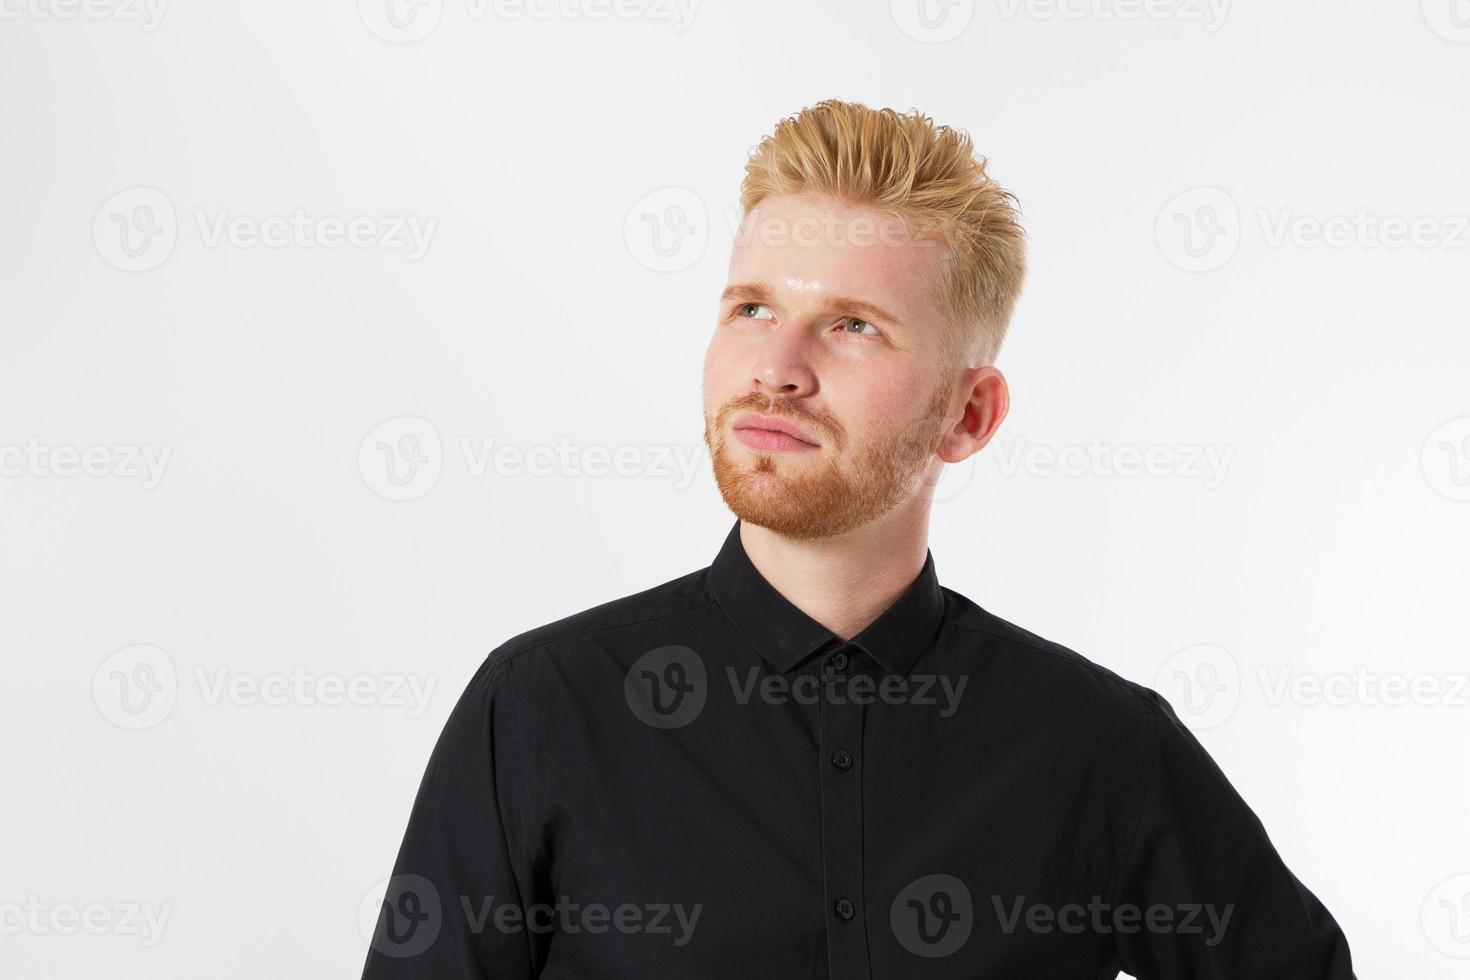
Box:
740 99 1027 366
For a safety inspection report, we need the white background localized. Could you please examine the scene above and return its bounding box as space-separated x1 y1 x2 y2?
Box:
3 1 1468 976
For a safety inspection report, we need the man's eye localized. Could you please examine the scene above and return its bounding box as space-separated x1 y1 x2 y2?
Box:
840 317 880 337
736 303 774 320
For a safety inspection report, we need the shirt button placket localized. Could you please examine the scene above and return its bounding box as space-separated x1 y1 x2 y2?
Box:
819 645 871 978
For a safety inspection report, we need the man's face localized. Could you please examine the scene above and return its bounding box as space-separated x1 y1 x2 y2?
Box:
702 192 958 540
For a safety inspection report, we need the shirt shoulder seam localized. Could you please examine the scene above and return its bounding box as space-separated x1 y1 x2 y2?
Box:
949 617 1143 691
1108 685 1161 909
480 654 544 965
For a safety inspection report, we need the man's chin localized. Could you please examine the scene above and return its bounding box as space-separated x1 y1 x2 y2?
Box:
720 481 797 515
717 476 858 539
725 505 827 539
716 475 807 524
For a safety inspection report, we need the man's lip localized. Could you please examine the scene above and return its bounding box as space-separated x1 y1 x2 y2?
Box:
731 413 820 446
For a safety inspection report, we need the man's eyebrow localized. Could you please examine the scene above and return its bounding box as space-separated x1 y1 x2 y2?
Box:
720 282 774 305
826 295 904 329
719 282 904 328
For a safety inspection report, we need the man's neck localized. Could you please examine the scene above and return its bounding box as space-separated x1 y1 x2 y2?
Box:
738 508 931 642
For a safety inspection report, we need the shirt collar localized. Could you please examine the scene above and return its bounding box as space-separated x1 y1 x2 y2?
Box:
706 519 946 678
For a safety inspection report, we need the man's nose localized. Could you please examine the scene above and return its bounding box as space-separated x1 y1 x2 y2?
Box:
750 321 818 397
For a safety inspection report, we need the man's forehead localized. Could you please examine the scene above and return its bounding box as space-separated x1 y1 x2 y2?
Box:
773 276 842 295
727 247 904 294
729 194 948 299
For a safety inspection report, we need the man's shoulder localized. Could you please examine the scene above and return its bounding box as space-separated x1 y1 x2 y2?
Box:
482 565 716 673
942 587 1161 721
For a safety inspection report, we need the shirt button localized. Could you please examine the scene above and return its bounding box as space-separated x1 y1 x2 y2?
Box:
830 651 850 672
834 898 855 920
831 749 853 771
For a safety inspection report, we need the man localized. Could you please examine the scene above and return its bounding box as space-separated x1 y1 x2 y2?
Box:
362 99 1355 978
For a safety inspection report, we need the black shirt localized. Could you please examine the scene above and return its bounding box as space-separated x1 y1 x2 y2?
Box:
362 519 1355 979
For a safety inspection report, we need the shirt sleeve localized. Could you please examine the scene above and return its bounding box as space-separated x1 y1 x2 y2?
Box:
1112 688 1356 979
361 655 539 979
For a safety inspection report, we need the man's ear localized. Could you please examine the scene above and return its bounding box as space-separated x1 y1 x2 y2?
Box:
937 366 1009 464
